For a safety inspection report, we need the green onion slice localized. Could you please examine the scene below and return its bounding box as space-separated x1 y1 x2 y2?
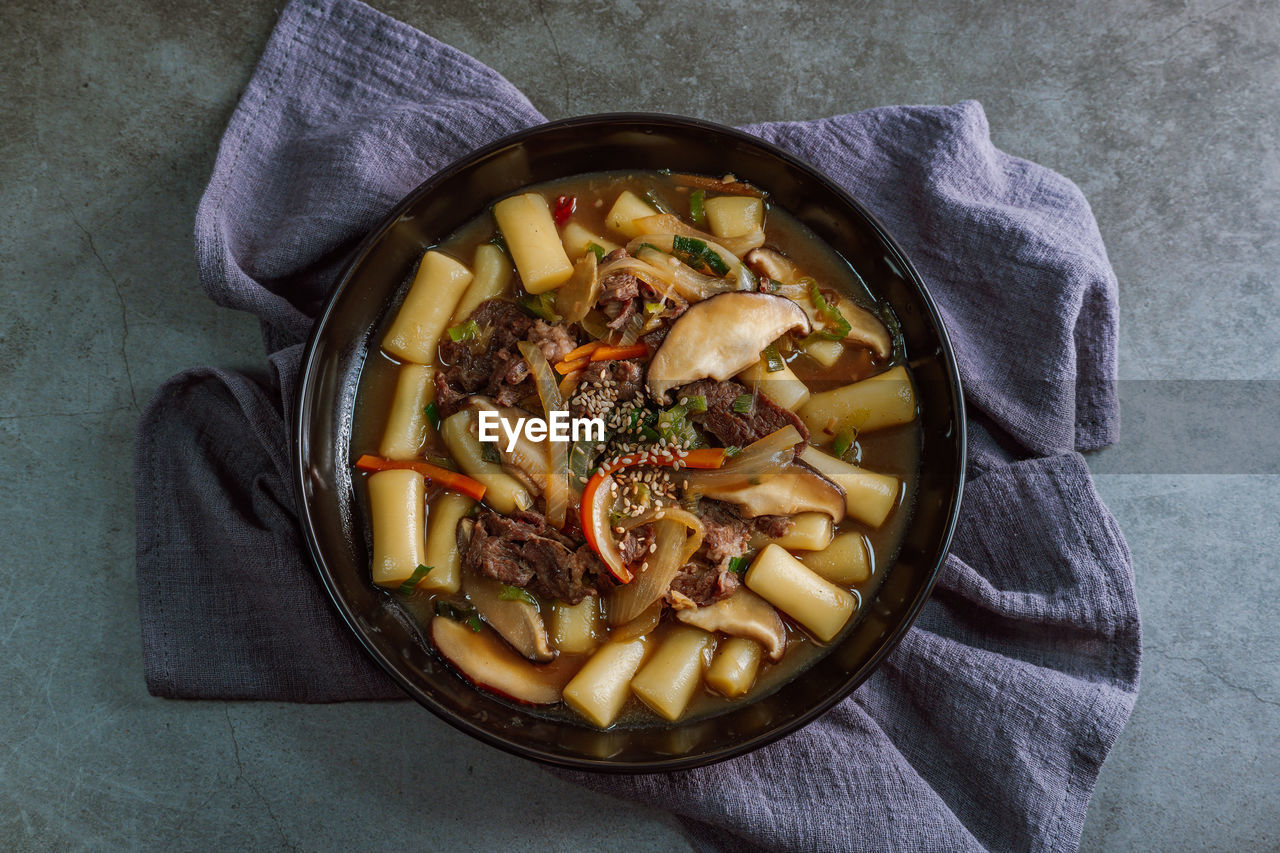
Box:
689 189 706 225
498 584 539 607
832 428 858 460
728 555 750 575
806 278 852 340
762 345 786 373
423 401 440 429
731 394 754 414
396 564 434 597
585 242 607 262
447 319 479 342
672 235 730 277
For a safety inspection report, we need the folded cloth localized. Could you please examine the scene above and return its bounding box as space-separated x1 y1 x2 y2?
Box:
134 0 1141 850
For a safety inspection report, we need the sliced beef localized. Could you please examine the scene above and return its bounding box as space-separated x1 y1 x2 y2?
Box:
462 508 608 604
618 524 655 566
530 319 577 365
680 378 809 446
670 560 741 606
435 299 580 417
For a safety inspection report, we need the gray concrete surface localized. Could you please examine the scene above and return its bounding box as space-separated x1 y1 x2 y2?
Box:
2 0 1277 849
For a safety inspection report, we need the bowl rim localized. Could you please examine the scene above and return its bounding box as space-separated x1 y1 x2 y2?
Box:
293 111 966 772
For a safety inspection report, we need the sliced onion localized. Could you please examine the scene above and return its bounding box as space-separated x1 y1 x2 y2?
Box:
517 341 570 529
555 252 598 323
679 425 803 493
597 255 677 290
631 214 766 258
609 599 662 642
633 245 739 303
608 509 705 625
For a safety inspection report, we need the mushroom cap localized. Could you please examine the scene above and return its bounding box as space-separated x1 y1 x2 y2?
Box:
646 292 811 404
695 461 847 524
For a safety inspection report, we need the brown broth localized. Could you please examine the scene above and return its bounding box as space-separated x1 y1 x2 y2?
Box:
351 169 922 729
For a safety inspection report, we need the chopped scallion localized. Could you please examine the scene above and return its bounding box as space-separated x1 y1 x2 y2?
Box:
423 401 440 429
685 394 708 413
520 291 562 322
806 277 852 340
689 189 706 225
489 230 508 255
447 319 479 342
585 242 607 262
762 344 786 373
672 234 730 276
396 564 434 597
728 555 750 575
731 394 754 414
435 600 482 631
498 584 539 607
833 428 858 460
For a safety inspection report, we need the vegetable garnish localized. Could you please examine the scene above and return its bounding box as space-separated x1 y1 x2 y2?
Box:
553 194 576 225
727 555 750 575
762 344 786 373
436 600 483 632
671 235 731 277
731 394 755 414
562 340 603 362
354 454 487 503
396 564 435 597
689 189 706 225
521 291 562 322
489 230 509 255
585 242 607 262
553 356 591 376
832 428 858 460
684 394 708 413
589 343 649 362
447 319 479 342
498 584 539 607
580 446 729 583
806 278 852 341
642 189 675 214
423 401 441 429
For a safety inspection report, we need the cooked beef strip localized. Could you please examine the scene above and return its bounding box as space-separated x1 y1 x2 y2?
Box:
462 508 610 604
530 319 577 365
434 299 582 417
618 524 655 566
669 559 741 606
679 378 809 446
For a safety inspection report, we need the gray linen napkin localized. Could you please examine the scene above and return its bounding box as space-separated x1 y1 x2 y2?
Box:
135 0 1141 849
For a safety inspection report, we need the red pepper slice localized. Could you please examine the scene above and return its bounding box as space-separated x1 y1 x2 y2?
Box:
553 194 576 226
354 454 487 503
579 447 728 583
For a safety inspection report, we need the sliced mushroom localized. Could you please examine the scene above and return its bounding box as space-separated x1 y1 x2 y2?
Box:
746 249 892 360
463 571 556 662
463 396 549 494
695 461 846 524
745 247 802 284
431 616 575 705
835 296 893 361
676 588 787 660
646 292 811 403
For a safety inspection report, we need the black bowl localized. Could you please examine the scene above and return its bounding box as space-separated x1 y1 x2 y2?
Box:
294 113 965 772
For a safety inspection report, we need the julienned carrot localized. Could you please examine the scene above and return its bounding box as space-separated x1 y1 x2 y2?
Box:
354 454 487 503
590 343 649 362
579 446 728 583
562 340 602 362
554 356 590 375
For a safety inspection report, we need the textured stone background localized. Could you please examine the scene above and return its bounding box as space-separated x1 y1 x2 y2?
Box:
2 0 1277 849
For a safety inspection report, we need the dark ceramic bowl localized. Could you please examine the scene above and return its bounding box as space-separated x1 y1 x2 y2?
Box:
294 113 965 772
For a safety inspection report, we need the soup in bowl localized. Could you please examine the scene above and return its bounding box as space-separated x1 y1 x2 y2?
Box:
295 115 964 769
